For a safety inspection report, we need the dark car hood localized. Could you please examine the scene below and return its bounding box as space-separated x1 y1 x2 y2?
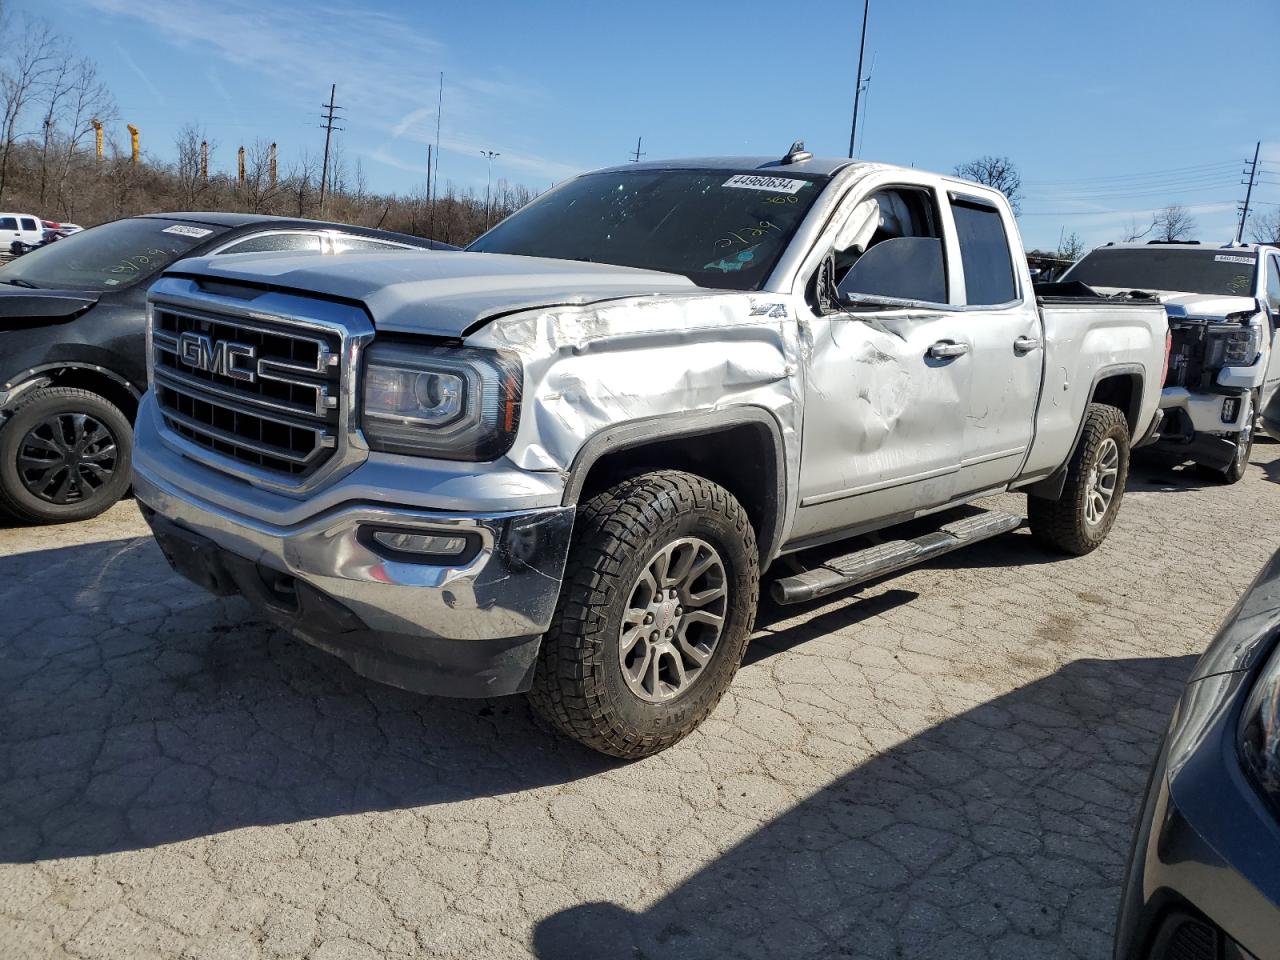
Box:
164 251 700 337
0 285 101 328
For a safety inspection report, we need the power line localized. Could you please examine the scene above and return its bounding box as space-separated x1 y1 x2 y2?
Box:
1024 160 1237 186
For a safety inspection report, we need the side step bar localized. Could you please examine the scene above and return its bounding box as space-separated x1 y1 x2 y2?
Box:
771 509 1024 605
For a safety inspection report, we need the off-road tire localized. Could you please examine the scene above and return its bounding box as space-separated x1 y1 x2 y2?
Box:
528 470 759 759
0 387 132 524
1194 390 1256 485
1027 402 1130 556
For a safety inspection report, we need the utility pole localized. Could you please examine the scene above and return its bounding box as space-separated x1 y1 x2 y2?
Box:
318 83 344 217
425 144 433 210
481 150 500 228
429 72 444 240
847 0 870 159
630 137 645 162
1237 140 1261 244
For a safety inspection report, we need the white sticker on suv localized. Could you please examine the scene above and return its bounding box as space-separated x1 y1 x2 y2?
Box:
1215 254 1256 265
722 175 808 194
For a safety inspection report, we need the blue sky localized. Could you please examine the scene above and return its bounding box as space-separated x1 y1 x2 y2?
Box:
28 0 1280 250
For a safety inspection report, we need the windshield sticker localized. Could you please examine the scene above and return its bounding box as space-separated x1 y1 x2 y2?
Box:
162 224 213 239
1215 254 1256 265
722 174 809 194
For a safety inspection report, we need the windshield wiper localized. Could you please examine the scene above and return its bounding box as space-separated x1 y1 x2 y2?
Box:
0 277 39 289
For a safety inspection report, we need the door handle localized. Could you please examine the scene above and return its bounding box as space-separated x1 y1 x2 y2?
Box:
1014 336 1042 355
928 340 970 359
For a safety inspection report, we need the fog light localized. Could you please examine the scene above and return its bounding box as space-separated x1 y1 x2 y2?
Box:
1223 397 1241 424
361 526 481 564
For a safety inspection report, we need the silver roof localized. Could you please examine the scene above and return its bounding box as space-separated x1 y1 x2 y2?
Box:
591 155 866 177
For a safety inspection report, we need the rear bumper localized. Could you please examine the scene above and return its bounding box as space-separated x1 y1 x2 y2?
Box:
133 459 575 699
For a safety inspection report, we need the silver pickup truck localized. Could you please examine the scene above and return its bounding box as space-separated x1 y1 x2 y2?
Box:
133 148 1168 757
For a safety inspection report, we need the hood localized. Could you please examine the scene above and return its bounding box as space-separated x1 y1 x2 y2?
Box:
166 250 702 337
0 286 100 329
1089 286 1257 319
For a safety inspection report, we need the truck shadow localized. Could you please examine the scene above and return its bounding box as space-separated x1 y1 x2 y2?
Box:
531 653 1195 960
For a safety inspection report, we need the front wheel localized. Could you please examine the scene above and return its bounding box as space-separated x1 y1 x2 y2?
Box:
528 470 759 759
0 386 133 524
1027 402 1130 556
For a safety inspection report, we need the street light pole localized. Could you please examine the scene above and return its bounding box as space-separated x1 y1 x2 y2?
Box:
481 150 500 228
847 0 870 159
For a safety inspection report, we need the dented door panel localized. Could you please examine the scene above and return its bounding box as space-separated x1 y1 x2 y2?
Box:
789 309 970 543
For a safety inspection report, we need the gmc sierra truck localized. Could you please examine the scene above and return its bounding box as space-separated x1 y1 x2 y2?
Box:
1063 241 1280 483
133 147 1168 758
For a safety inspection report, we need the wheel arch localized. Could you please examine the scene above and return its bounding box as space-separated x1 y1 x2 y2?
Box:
563 407 787 570
1 363 141 423
1025 363 1144 501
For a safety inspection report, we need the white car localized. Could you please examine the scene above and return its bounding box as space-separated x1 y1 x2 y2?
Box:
1063 241 1280 482
0 213 44 252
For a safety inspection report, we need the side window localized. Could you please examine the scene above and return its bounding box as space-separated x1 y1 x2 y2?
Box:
218 232 322 255
951 199 1018 306
832 186 950 305
20 217 38 231
0 217 17 231
331 235 412 253
1268 255 1280 308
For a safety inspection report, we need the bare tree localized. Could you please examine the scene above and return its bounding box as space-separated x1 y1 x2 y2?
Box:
0 13 59 201
1152 204 1196 242
953 155 1022 213
1246 208 1280 245
52 56 115 218
240 138 284 213
1120 215 1155 243
286 148 320 217
173 123 214 209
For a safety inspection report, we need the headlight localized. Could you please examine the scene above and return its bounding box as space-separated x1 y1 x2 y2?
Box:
1220 311 1264 366
1239 640 1280 807
361 342 521 460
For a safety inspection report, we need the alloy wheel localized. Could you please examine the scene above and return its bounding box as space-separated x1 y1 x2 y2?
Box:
619 537 728 703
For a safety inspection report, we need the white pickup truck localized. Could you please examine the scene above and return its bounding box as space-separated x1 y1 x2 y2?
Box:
133 146 1168 757
1063 241 1280 482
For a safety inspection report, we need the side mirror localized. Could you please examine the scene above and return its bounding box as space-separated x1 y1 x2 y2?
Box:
836 237 947 305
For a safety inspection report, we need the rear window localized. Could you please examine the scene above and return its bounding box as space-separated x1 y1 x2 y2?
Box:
952 200 1017 305
0 217 227 291
1065 248 1259 297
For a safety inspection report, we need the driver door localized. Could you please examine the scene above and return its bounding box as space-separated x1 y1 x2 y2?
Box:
791 183 971 544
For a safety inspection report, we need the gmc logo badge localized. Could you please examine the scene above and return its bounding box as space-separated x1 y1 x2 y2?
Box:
177 331 257 383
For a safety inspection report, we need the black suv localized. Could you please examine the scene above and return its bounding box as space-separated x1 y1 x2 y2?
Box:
0 213 453 524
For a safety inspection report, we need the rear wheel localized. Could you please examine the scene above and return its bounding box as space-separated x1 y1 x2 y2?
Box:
1027 402 1130 556
0 387 132 524
528 470 759 758
1194 390 1255 485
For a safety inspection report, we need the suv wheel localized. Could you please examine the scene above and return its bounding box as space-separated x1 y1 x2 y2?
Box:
1195 390 1256 485
528 470 759 758
0 386 132 524
1027 402 1130 556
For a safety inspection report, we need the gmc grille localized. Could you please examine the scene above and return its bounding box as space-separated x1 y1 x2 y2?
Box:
151 308 342 478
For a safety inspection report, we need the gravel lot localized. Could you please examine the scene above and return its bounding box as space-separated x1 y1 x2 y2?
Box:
2 446 1279 960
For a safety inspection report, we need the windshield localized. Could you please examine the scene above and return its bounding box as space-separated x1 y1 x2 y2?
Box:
468 169 826 291
0 217 227 292
1065 248 1259 298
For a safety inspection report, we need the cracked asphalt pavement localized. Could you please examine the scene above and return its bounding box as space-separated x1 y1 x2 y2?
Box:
3 447 1280 960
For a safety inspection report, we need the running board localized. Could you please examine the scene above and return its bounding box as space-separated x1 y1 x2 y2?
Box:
770 509 1024 605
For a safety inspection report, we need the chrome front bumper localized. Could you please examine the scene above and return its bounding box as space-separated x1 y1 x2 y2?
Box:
133 450 575 698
